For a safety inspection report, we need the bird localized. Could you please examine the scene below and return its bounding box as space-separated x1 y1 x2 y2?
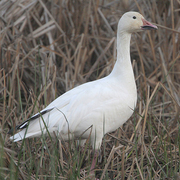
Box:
9 11 157 172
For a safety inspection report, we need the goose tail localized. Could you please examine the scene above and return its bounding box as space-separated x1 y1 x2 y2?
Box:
9 107 61 142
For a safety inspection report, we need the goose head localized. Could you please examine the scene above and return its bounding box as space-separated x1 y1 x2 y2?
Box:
118 11 158 33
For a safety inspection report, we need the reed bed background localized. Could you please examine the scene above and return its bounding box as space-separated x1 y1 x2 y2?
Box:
0 0 180 179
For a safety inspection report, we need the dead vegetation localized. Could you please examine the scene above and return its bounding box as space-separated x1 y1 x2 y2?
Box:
0 0 180 179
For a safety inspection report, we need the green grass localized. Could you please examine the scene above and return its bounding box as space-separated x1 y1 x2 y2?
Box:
1 0 180 179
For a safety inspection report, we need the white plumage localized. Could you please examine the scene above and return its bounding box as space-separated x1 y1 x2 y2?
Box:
10 12 157 169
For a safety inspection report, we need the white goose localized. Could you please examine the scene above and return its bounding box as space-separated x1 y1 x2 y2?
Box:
10 12 157 171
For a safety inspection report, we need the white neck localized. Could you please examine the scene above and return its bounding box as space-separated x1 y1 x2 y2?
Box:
109 31 136 90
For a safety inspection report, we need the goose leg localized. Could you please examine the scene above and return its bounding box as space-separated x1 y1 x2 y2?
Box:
89 150 100 180
90 150 98 171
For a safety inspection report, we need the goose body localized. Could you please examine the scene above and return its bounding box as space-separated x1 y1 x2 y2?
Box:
10 12 157 165
10 74 136 149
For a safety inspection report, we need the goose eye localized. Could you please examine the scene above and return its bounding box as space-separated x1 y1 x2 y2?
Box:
133 16 136 19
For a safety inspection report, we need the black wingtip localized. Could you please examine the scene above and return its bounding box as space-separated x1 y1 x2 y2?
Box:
8 108 54 135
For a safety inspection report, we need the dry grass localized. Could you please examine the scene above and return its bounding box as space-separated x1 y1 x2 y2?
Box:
0 0 180 179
